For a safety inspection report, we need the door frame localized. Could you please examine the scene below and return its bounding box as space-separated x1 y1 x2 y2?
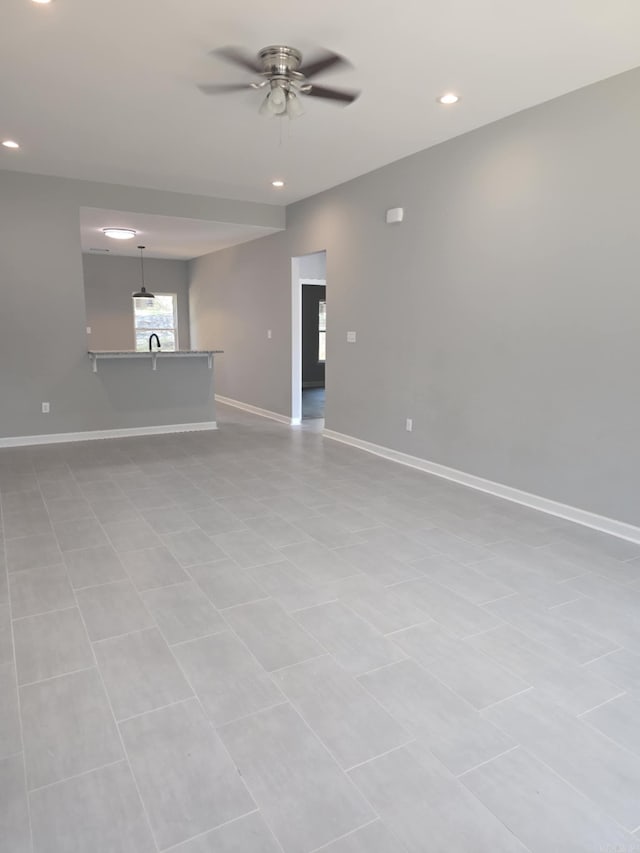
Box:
291 257 325 424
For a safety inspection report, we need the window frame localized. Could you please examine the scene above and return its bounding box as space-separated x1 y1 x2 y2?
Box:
132 292 179 352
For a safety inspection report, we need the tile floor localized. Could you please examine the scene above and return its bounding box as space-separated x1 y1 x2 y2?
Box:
1 403 640 852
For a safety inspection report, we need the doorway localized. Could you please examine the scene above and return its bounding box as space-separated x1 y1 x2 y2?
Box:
291 252 326 424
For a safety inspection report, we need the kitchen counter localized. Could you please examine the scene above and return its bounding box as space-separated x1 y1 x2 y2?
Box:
88 350 223 372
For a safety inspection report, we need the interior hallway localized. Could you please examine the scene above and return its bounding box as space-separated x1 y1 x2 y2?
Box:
2 403 640 853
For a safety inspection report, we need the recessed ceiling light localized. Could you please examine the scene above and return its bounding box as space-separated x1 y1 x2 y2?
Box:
271 180 285 188
32 0 52 4
2 140 20 149
102 228 137 240
437 93 460 105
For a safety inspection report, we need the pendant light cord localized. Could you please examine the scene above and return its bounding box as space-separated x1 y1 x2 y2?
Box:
138 245 146 289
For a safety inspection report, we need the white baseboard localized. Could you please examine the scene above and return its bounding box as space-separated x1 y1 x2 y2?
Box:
215 395 300 426
323 428 640 545
0 421 218 449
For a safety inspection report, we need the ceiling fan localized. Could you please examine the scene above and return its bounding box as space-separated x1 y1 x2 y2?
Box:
198 45 360 118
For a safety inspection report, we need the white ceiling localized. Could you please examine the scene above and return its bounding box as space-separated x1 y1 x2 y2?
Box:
80 207 278 259
2 0 640 206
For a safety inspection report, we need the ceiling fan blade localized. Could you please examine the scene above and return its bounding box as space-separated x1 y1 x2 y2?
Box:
213 46 262 74
306 84 360 104
198 83 251 95
299 50 349 79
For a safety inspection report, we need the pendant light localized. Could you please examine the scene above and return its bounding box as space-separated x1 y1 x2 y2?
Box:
131 245 155 299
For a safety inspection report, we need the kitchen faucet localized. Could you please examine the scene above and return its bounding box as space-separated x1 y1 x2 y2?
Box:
148 333 161 352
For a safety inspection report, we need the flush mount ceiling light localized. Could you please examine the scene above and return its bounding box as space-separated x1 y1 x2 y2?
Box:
2 140 20 149
437 93 460 105
132 245 155 300
102 227 137 240
32 0 52 4
271 180 285 188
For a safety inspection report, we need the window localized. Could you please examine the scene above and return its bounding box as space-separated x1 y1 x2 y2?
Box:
318 300 326 362
133 293 178 351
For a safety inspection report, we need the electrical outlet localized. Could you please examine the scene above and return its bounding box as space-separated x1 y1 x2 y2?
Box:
347 331 357 343
42 402 50 414
267 329 272 339
405 418 413 432
86 326 92 335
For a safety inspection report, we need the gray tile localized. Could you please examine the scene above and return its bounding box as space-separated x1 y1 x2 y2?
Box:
0 568 7 606
280 541 359 585
6 533 62 573
584 647 640 695
220 703 374 853
214 530 282 569
120 545 189 591
472 625 623 715
476 555 580 607
170 811 280 852
249 560 338 612
335 542 425 586
483 690 640 830
358 526 435 563
245 514 310 547
216 495 274 520
317 820 406 853
413 554 514 604
20 667 123 789
121 698 254 850
392 622 530 709
139 505 198 535
0 663 21 760
462 746 634 853
45 497 93 524
52 517 109 552
64 544 127 589
485 593 618 663
0 754 30 853
292 515 364 549
14 607 93 684
191 559 266 609
163 528 226 566
410 527 493 564
359 659 515 775
9 564 75 619
349 744 527 853
294 601 406 676
273 655 411 769
89 496 140 525
94 627 192 720
141 581 226 645
0 605 12 665
172 632 284 726
583 693 640 757
330 575 428 634
76 580 154 641
392 576 499 637
3 508 52 540
103 519 161 553
224 598 324 671
30 760 155 853
188 505 248 537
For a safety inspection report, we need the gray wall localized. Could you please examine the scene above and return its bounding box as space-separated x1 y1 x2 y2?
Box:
189 66 640 526
0 170 284 438
83 253 191 351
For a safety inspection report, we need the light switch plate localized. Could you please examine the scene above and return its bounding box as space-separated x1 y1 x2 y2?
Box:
347 331 357 343
267 329 272 339
86 326 92 335
42 402 50 414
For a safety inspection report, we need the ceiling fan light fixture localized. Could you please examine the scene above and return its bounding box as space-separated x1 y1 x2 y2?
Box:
268 83 287 115
286 91 304 119
103 227 137 240
437 93 460 105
